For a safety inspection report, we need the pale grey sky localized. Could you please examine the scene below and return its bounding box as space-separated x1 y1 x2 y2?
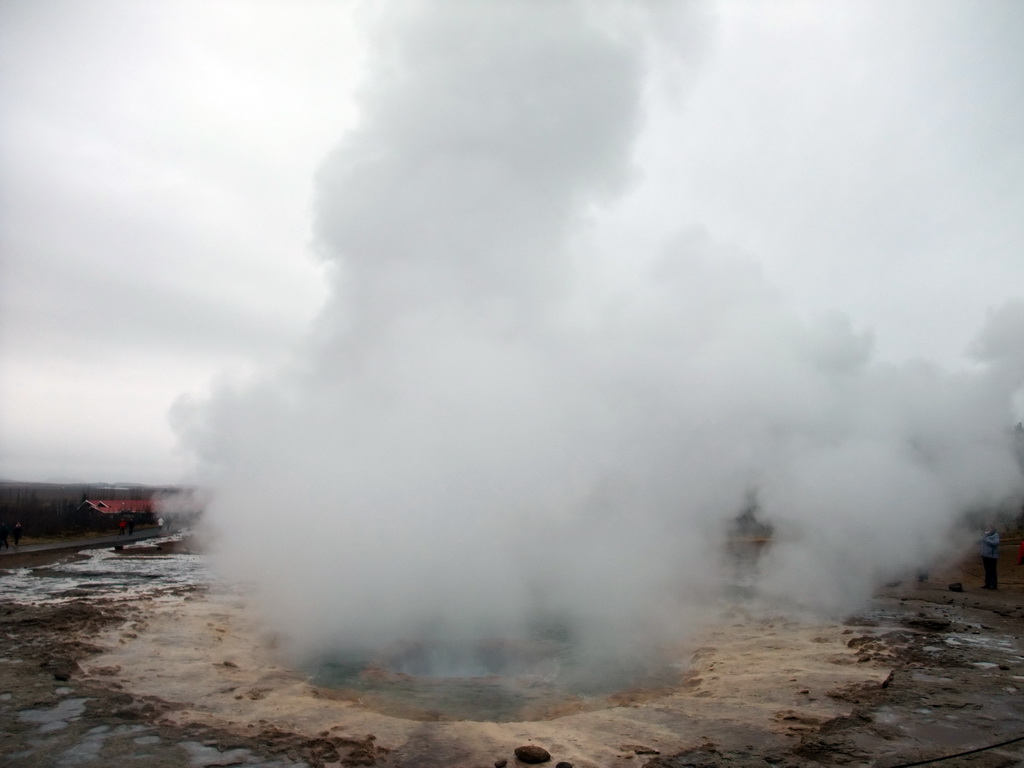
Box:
1 0 1022 484
1 0 361 481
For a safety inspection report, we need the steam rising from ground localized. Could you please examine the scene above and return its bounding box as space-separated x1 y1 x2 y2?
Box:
176 2 1024 663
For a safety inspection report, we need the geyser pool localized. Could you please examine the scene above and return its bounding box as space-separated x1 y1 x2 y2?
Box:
309 629 686 722
307 541 770 721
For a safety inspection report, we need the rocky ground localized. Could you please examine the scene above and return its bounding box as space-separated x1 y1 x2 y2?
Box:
2 544 1024 767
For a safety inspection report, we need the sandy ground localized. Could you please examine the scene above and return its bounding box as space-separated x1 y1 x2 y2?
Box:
3 543 1024 767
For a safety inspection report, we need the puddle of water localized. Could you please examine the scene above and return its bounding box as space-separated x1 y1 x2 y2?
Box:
55 723 149 767
18 697 89 729
179 740 304 768
0 534 211 604
873 706 900 725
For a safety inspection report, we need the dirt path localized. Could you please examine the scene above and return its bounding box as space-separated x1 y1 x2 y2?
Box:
0 527 165 562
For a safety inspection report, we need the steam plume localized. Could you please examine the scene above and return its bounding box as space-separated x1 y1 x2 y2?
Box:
176 2 1024 662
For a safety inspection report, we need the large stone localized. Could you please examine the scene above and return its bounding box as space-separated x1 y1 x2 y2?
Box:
514 745 551 764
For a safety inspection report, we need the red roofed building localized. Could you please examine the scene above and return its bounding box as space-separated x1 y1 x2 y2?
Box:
79 499 154 516
74 499 156 529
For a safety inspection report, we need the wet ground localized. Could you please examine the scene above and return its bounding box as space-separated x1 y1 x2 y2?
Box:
3 538 1024 767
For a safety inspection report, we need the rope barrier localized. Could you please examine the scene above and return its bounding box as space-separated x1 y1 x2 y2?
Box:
885 734 1024 767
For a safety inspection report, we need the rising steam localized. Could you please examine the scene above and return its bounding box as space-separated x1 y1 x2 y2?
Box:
175 2 1024 663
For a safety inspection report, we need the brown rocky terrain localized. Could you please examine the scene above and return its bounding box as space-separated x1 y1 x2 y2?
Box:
3 543 1024 767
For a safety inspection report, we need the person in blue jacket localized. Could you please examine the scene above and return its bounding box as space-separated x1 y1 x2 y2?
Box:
980 524 1000 589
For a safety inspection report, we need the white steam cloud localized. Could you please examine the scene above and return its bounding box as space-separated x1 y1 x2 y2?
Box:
176 2 1024 662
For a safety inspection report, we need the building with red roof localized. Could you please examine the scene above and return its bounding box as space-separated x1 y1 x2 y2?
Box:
74 498 156 529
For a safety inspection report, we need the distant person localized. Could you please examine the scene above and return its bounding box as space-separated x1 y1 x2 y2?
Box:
157 517 164 529
13 522 22 548
0 522 8 550
127 518 135 535
980 523 1000 589
118 519 127 536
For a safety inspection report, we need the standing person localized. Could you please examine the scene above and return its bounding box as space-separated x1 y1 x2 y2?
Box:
13 522 22 548
118 518 126 536
980 523 1000 589
0 522 8 550
127 517 135 536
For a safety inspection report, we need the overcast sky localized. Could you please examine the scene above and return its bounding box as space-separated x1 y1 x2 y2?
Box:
1 0 1022 485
